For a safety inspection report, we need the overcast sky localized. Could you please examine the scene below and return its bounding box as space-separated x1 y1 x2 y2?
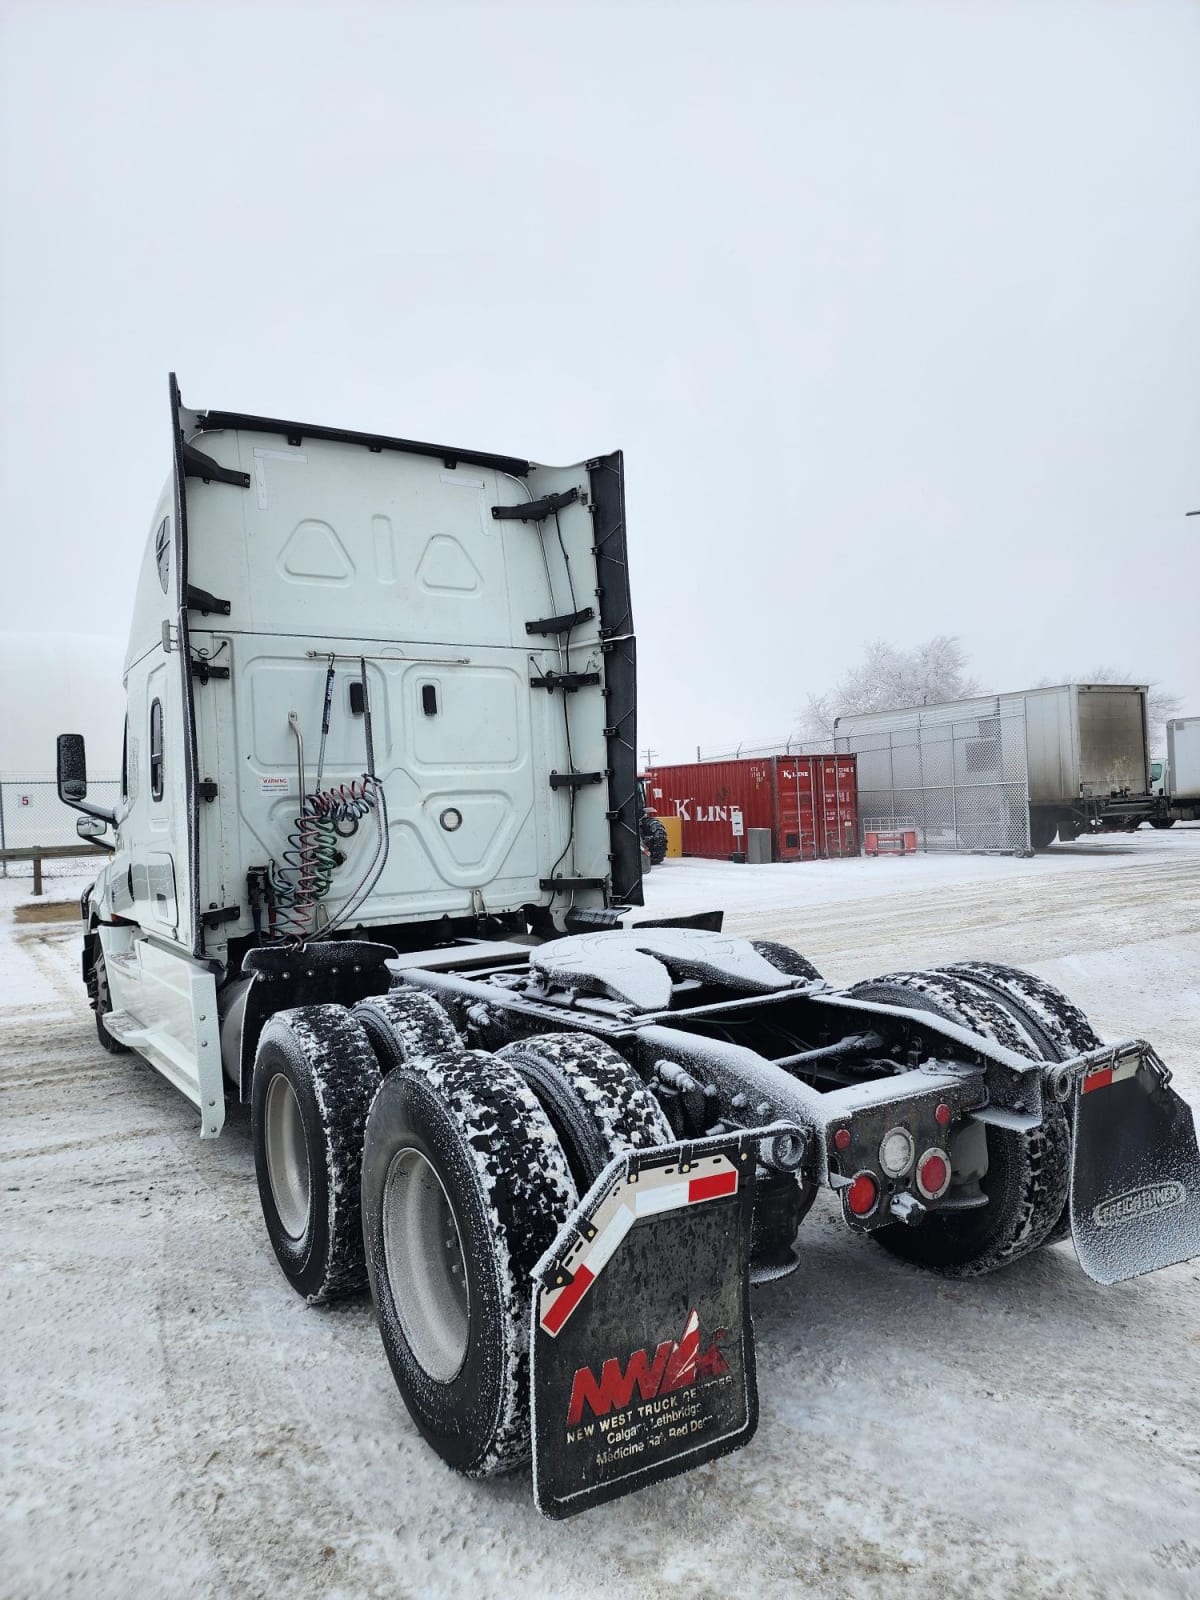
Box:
2 0 1197 764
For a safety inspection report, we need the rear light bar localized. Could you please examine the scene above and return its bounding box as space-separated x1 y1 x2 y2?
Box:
827 1093 963 1222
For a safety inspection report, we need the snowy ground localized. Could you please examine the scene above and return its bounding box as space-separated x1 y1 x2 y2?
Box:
3 832 1199 1599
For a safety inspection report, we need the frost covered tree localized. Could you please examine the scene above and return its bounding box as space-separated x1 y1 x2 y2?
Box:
800 636 980 738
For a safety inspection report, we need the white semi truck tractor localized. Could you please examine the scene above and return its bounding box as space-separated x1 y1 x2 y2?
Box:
57 378 1200 1517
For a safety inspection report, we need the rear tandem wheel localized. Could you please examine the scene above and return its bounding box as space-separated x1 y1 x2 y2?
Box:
751 940 823 983
847 969 1072 1276
498 1031 673 1189
361 1033 680 1474
353 987 463 1073
251 1004 381 1302
361 1053 577 1476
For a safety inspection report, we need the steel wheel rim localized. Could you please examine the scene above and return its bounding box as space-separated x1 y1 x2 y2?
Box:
382 1147 470 1383
264 1073 311 1240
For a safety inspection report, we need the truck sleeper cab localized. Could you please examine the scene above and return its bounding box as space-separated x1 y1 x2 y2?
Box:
58 379 1200 1518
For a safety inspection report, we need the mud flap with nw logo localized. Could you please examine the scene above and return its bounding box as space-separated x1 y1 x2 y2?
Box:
1069 1047 1200 1286
530 1130 760 1518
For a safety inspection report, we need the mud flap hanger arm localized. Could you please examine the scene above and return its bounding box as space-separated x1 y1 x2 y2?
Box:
1042 1037 1172 1103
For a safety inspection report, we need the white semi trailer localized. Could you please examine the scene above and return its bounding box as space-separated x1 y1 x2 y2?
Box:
836 684 1157 850
57 378 1200 1517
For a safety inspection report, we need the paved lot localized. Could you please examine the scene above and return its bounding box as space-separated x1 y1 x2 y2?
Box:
3 833 1198 1599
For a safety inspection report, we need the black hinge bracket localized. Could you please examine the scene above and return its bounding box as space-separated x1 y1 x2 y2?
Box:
182 441 251 489
201 905 240 930
530 671 602 693
198 779 218 802
190 659 231 683
525 606 595 636
540 876 608 891
491 487 579 523
549 770 606 790
187 584 231 617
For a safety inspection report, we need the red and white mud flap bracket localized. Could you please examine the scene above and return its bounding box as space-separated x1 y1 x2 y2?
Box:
1049 1039 1200 1286
530 1126 786 1519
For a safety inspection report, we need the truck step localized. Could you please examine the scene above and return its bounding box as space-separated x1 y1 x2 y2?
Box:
101 1010 148 1047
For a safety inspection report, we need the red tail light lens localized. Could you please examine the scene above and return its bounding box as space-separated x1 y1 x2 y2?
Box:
916 1149 951 1200
846 1173 879 1217
833 1127 852 1152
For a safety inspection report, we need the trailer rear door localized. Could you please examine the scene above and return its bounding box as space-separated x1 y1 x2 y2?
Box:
1077 687 1149 795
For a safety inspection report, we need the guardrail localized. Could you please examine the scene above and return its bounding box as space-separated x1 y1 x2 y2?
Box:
0 844 108 897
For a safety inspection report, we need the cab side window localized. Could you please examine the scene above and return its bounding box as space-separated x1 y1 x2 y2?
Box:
121 717 129 802
150 699 164 802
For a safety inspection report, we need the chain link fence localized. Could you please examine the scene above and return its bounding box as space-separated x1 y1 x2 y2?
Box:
834 708 1031 853
0 777 120 878
701 708 1033 854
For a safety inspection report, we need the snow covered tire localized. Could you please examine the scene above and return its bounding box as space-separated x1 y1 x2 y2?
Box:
936 962 1100 1060
251 1004 381 1303
644 817 669 865
353 987 463 1075
847 972 1070 1276
87 946 129 1055
938 961 1101 1245
751 940 823 984
362 1052 577 1477
498 1032 673 1190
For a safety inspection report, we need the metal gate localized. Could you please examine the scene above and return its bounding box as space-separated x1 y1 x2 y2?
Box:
835 707 1031 854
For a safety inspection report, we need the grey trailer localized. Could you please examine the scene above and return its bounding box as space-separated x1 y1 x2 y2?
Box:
835 684 1156 851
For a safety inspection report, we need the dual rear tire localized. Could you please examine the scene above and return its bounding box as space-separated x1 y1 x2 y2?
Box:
361 1031 671 1474
252 993 672 1477
251 1004 382 1303
847 963 1094 1275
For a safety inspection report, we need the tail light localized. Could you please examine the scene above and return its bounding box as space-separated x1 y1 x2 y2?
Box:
846 1172 879 1217
916 1148 951 1200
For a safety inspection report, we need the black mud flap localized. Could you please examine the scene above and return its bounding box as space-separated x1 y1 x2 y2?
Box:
1068 1042 1200 1285
634 910 725 933
531 1130 759 1519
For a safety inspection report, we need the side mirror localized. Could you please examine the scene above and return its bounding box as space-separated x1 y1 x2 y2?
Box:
76 814 107 839
57 732 117 825
58 733 88 802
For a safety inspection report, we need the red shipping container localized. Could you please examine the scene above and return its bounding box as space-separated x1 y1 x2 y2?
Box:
644 756 859 862
775 755 860 860
643 759 776 860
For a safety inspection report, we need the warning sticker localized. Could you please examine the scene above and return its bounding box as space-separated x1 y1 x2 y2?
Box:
260 775 290 796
